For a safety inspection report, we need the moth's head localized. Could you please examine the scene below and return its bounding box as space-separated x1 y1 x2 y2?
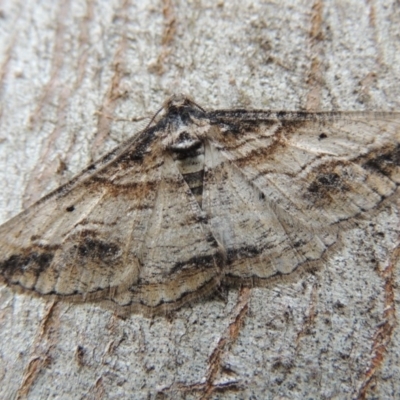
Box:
163 94 206 115
165 94 192 109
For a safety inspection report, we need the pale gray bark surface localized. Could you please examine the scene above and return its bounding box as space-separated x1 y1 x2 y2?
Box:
0 0 399 399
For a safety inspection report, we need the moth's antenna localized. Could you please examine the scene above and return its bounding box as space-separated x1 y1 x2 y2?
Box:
186 98 206 113
144 105 165 130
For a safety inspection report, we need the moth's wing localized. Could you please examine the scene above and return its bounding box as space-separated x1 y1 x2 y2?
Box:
203 111 400 281
0 128 161 299
0 125 223 313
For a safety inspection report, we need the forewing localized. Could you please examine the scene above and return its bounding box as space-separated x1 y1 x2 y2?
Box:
0 126 162 300
204 111 400 280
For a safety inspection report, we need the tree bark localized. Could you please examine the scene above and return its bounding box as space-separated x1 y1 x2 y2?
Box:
0 0 399 399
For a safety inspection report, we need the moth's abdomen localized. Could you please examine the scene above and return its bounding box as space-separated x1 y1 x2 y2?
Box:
168 132 205 206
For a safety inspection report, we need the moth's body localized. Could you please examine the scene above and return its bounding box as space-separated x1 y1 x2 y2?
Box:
167 123 206 206
0 95 399 316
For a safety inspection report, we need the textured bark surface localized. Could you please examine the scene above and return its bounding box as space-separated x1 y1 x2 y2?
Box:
0 0 399 399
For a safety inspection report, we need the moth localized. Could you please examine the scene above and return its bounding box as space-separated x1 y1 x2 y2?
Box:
0 95 399 316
